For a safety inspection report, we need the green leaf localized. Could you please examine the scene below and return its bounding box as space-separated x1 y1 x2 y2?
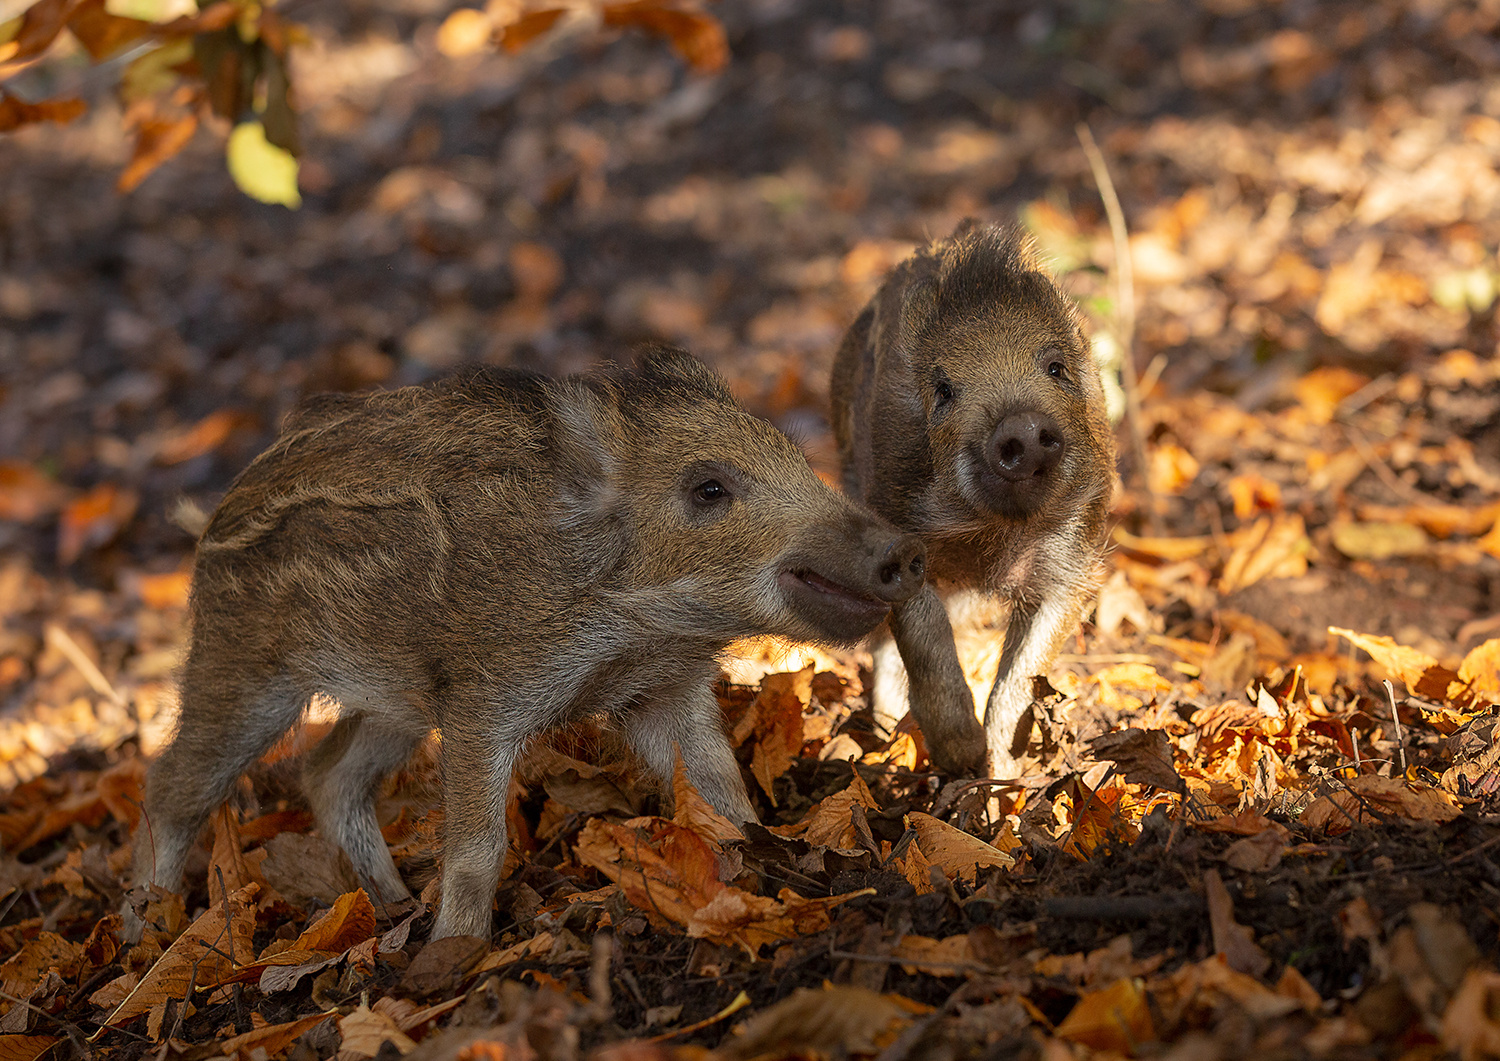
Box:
226 121 300 208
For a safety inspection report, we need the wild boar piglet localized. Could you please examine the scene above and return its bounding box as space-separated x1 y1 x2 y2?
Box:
831 222 1117 778
128 348 926 940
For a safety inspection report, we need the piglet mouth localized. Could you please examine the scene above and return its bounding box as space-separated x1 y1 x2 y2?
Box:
778 568 891 642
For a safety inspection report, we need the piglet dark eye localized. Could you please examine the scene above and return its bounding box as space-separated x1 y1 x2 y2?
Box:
934 380 955 406
692 480 728 505
1047 361 1066 380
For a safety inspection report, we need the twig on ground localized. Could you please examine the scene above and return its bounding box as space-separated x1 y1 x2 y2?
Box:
44 623 128 709
1383 680 1408 775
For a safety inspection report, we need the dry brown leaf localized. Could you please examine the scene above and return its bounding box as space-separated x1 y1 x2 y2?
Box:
214 1012 334 1061
670 750 742 843
748 666 812 804
100 882 259 1033
1458 639 1500 702
1329 627 1468 704
1357 501 1500 540
1301 776 1461 835
907 811 1014 883
1220 828 1289 873
1089 728 1183 792
1111 527 1213 561
575 817 721 931
0 1037 62 1061
473 930 554 974
337 1004 416 1061
118 113 199 193
1204 869 1270 978
1225 472 1281 519
601 1 727 73
0 462 68 522
56 482 138 565
788 769 879 848
1148 441 1199 495
209 805 254 907
1293 365 1369 424
154 410 245 466
1219 514 1309 594
1054 977 1155 1051
295 889 378 954
715 985 924 1060
1059 777 1138 861
0 933 83 998
890 934 971 976
1442 968 1500 1061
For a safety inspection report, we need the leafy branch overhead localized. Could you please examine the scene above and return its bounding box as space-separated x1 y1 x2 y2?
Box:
0 0 725 203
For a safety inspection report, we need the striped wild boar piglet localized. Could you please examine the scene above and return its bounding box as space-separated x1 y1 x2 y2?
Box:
128 348 927 940
831 222 1117 779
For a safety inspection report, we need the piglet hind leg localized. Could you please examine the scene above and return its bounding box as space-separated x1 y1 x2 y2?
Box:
984 590 1081 779
302 711 425 905
889 586 986 777
431 696 529 941
126 669 309 938
622 680 757 825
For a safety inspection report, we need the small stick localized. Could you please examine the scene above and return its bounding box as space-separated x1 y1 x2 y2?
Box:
1076 122 1157 533
44 623 128 708
1383 680 1408 775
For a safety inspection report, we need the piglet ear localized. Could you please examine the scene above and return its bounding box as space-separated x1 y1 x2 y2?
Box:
547 381 624 538
634 344 737 406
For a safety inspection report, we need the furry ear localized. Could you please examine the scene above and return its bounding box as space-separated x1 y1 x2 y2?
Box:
548 382 624 537
948 216 983 240
634 345 736 406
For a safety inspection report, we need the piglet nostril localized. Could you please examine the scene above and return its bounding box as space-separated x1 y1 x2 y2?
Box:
873 533 926 602
988 411 1066 482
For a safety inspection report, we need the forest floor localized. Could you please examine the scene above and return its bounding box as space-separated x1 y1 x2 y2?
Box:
3 0 1500 1058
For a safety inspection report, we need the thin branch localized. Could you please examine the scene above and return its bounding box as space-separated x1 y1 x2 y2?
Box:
1076 121 1157 532
44 624 127 709
1383 680 1408 775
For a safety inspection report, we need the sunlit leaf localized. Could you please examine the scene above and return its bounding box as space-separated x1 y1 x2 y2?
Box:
226 121 301 207
104 0 193 22
1055 977 1154 1051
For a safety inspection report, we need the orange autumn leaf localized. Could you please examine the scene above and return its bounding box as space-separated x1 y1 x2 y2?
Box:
788 769 880 848
130 569 192 609
1458 639 1500 703
1225 472 1281 519
154 409 245 465
1330 627 1468 704
99 883 259 1034
0 1038 63 1061
574 817 722 930
747 666 812 805
1301 776 1461 836
1148 441 1199 496
601 1 727 73
0 932 84 997
56 482 138 565
1219 514 1309 594
0 462 68 522
907 812 1014 883
498 8 567 52
1055 977 1155 1051
671 750 742 844
118 113 199 193
0 91 85 131
213 1013 334 1061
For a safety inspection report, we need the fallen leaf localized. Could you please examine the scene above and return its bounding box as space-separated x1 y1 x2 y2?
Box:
1329 627 1468 704
154 409 244 465
1055 977 1155 1052
100 882 259 1034
0 91 85 132
56 483 138 564
0 1037 62 1061
1442 967 1500 1061
1089 728 1184 792
337 1004 416 1061
890 933 972 976
1148 441 1199 495
1204 869 1269 978
118 113 198 193
214 1012 334 1061
1330 520 1430 560
0 462 68 522
748 666 813 804
601 1 728 73
670 749 742 843
1301 776 1461 835
1219 514 1309 594
715 985 923 1060
1458 639 1500 702
907 811 1014 882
